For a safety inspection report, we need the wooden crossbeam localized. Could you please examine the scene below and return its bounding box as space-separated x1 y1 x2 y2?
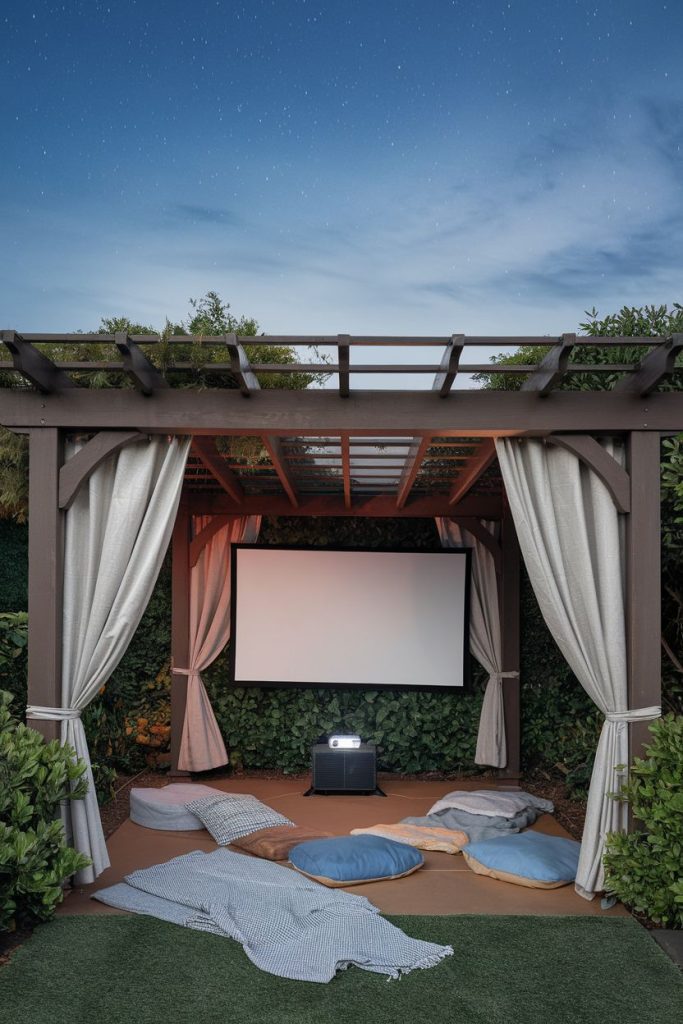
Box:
396 436 431 509
613 334 683 396
1 330 77 393
338 335 350 398
191 438 244 503
262 436 299 507
448 440 497 506
189 491 502 518
114 333 168 395
520 334 576 396
223 333 260 396
2 388 680 434
433 334 465 397
341 434 352 508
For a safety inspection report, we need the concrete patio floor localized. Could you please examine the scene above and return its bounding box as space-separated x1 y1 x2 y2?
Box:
60 777 627 918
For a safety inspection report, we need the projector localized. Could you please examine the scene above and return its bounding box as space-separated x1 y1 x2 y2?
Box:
328 735 361 749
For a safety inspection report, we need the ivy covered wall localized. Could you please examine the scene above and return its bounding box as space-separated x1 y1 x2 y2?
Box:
0 515 600 786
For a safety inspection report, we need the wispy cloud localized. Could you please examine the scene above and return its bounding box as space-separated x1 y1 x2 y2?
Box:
168 204 241 227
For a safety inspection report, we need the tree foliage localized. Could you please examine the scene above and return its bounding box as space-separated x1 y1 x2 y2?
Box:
475 303 683 392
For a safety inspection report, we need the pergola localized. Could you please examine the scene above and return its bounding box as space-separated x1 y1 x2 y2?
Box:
1 328 681 894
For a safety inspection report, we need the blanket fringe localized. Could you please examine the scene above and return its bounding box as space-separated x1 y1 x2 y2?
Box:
386 945 455 981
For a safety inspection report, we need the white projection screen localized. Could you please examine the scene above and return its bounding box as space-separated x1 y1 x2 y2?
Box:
231 546 471 690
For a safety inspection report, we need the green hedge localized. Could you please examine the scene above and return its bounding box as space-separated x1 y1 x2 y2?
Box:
0 521 28 612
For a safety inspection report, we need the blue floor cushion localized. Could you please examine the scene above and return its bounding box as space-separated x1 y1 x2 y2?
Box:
461 832 581 889
289 834 424 887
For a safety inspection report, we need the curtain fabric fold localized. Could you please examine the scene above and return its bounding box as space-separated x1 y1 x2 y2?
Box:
29 436 190 884
436 518 509 768
494 437 660 899
177 515 261 772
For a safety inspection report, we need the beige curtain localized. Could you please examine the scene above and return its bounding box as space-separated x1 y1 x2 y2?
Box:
177 515 261 772
495 437 660 899
437 518 512 767
27 436 190 883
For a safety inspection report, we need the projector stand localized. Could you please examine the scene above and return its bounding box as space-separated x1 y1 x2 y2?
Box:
305 743 386 796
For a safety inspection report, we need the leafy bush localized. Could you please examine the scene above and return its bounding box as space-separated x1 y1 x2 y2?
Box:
0 612 28 706
0 691 91 932
603 714 683 928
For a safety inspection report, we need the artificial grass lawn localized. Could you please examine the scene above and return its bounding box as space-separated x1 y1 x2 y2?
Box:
1 914 681 1024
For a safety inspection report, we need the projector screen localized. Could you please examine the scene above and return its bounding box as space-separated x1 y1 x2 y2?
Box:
231 545 470 690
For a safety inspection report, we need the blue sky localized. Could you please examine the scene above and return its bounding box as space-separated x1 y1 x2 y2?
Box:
1 0 681 341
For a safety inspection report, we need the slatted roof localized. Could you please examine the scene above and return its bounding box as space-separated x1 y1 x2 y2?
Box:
1 331 681 516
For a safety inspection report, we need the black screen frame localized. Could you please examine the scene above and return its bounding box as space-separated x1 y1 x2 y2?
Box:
229 543 472 693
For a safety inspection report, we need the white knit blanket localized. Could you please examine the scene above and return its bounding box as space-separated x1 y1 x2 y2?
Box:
94 848 453 983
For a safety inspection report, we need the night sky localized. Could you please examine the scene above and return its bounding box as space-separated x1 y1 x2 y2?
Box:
1 1 681 338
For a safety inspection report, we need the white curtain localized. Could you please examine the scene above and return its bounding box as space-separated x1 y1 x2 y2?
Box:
437 518 513 768
495 437 660 899
28 436 190 883
177 515 261 772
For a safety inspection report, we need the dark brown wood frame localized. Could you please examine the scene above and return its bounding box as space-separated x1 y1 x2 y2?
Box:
2 330 678 786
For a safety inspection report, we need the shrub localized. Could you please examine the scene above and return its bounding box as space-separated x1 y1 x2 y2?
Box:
0 611 28 707
603 714 683 928
0 690 91 932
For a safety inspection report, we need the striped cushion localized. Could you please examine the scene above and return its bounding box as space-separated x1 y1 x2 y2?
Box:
186 794 293 846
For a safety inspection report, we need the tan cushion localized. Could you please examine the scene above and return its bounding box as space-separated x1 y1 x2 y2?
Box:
351 822 468 854
231 824 332 861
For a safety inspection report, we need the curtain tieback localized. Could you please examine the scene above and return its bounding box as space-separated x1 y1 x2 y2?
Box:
172 667 195 677
605 707 661 723
492 671 519 680
26 705 81 721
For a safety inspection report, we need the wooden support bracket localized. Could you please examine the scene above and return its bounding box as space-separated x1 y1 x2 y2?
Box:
58 431 146 509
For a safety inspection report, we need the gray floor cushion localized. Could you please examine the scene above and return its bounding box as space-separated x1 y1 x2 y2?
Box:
130 783 230 831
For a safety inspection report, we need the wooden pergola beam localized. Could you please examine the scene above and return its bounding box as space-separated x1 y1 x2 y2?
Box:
448 440 497 506
338 336 350 398
396 437 431 509
341 434 352 508
3 388 678 434
262 435 299 508
114 333 168 396
613 334 683 396
433 334 465 397
520 334 576 396
188 491 502 519
26 429 64 742
191 437 244 504
1 330 77 393
625 432 661 763
224 333 260 396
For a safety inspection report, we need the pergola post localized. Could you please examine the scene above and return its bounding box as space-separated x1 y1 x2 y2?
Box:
497 500 521 784
625 432 662 762
26 428 64 741
170 504 191 776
